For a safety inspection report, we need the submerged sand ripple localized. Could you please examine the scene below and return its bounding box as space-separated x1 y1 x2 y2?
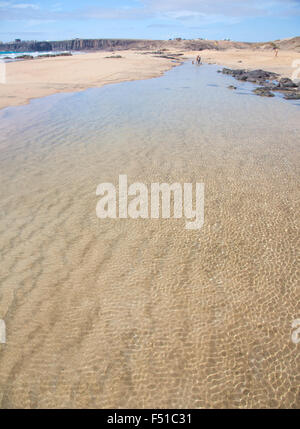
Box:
0 65 299 408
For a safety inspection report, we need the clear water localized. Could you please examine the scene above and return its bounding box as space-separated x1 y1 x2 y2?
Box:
0 63 299 408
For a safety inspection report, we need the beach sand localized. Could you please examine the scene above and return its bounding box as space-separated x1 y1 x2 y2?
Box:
188 48 300 78
0 51 179 110
1 48 300 111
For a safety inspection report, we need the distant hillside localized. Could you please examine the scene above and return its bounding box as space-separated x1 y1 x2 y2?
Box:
0 38 258 52
276 37 300 52
0 37 299 53
255 37 300 52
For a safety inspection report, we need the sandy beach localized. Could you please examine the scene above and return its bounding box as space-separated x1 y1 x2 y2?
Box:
1 48 300 111
195 48 300 78
0 51 178 110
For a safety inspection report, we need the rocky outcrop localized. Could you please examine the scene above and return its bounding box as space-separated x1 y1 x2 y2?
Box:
283 93 300 100
221 67 300 99
0 38 156 53
252 87 275 97
278 78 298 88
0 41 53 52
37 52 72 58
15 54 34 60
222 68 279 83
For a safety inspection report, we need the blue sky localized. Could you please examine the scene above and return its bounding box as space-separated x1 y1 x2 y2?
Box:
0 0 299 43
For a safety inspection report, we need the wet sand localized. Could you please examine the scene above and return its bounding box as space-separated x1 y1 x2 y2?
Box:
0 63 299 409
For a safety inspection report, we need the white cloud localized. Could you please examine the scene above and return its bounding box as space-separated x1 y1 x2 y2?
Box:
142 0 300 18
12 3 40 9
0 0 299 23
0 1 40 10
0 2 39 9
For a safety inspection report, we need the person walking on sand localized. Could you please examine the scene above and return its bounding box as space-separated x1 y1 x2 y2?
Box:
272 45 279 57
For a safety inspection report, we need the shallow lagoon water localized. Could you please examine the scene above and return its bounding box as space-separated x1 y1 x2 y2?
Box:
0 63 299 408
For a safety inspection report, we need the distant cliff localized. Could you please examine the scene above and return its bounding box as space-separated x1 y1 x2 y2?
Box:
0 39 161 52
1 37 299 53
0 38 249 53
0 38 252 53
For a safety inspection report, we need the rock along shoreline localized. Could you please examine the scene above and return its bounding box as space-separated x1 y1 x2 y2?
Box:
219 68 300 100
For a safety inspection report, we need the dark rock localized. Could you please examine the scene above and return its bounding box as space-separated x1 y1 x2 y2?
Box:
222 68 238 75
222 67 278 83
284 92 300 100
278 77 298 88
219 66 300 101
236 74 248 81
253 87 275 97
247 69 278 80
56 52 72 56
16 55 34 60
247 77 259 83
37 52 72 59
263 82 280 90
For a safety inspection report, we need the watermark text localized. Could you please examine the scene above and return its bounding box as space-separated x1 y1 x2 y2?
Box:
96 175 204 230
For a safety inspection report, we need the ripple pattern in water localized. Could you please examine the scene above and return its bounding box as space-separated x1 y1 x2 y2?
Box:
0 64 299 408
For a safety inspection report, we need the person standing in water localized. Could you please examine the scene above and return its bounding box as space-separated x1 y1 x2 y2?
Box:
196 55 201 64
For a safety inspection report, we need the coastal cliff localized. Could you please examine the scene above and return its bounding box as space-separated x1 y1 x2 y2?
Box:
0 36 299 53
0 38 260 53
0 38 163 52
